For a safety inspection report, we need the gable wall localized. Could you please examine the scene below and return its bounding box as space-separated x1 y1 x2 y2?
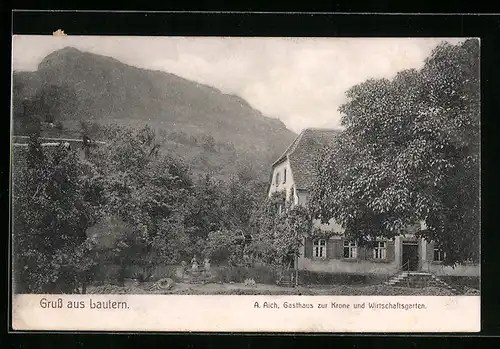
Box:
268 159 298 204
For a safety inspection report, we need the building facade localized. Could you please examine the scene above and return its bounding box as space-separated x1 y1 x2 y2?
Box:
268 128 479 277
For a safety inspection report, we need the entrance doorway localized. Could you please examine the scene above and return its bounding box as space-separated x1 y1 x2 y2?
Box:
402 242 419 271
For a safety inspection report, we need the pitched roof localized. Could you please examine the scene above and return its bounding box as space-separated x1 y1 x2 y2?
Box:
272 128 341 190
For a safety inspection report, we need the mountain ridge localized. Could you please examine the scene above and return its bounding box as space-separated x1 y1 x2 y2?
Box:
12 46 297 180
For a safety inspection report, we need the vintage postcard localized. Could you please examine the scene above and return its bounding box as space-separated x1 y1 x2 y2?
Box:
10 35 480 332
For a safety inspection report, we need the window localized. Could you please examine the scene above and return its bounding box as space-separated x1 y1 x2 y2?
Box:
283 169 287 183
373 241 387 259
313 239 327 258
343 241 357 259
299 194 308 206
434 248 446 262
275 172 280 186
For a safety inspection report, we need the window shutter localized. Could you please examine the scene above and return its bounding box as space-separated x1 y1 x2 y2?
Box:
327 239 334 259
359 246 368 260
335 238 343 259
426 241 435 261
386 240 395 261
304 238 313 258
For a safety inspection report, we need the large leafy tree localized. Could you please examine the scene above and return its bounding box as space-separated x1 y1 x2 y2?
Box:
185 174 228 240
184 163 266 263
246 193 312 268
12 136 99 293
85 125 195 276
309 39 479 265
224 164 267 231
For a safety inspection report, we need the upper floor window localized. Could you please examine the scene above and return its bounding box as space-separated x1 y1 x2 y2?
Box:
298 193 308 206
275 172 280 186
343 241 357 259
373 241 387 259
434 248 446 262
283 169 287 183
313 239 327 258
277 203 283 215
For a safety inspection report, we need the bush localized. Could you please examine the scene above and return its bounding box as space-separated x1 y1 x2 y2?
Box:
244 278 256 287
93 263 121 285
298 271 386 286
204 229 244 265
247 265 277 285
92 264 181 285
439 275 479 290
463 287 480 295
149 265 180 282
212 265 278 284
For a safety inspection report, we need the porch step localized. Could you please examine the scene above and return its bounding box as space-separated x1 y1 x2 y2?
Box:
384 272 458 293
277 276 296 288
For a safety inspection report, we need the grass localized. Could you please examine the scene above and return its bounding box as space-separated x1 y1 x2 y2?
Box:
87 281 478 296
90 264 480 296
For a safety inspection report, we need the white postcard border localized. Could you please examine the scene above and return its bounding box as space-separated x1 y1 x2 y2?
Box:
12 295 480 333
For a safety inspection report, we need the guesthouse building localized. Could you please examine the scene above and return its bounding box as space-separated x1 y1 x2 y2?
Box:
268 128 479 277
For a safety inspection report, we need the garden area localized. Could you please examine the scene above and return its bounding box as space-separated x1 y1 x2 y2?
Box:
87 279 479 296
86 263 480 296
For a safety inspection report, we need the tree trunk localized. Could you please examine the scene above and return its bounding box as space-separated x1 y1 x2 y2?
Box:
295 255 299 287
118 266 126 287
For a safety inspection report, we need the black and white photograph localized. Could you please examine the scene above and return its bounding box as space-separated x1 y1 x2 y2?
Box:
10 35 479 306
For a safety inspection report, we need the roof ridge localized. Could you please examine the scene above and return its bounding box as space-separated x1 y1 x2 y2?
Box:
271 129 306 167
270 127 342 167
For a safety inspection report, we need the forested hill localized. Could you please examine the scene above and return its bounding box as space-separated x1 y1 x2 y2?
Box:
12 47 297 180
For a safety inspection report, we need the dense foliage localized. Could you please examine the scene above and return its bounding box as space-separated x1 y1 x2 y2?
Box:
246 193 312 268
12 123 271 292
12 136 98 293
309 39 480 265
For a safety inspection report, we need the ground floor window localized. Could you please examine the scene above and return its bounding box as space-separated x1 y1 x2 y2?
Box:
313 239 327 258
343 240 357 259
373 241 387 259
434 248 446 262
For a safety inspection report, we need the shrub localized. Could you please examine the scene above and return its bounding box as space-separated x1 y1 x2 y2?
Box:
439 275 479 289
212 265 278 284
150 265 179 282
437 275 480 294
244 278 256 287
298 271 386 286
204 229 244 265
226 266 248 283
93 263 121 285
246 265 277 285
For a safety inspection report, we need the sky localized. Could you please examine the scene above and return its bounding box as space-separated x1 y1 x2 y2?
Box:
12 36 465 133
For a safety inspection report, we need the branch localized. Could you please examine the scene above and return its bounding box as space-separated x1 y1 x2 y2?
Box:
31 184 43 200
